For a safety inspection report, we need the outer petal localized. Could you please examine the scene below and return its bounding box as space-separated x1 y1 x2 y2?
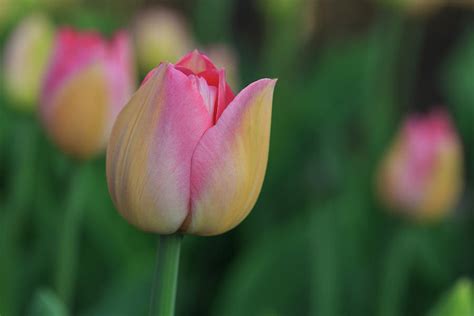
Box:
45 63 109 158
104 31 136 144
107 64 212 233
418 138 463 220
187 79 276 236
41 28 107 123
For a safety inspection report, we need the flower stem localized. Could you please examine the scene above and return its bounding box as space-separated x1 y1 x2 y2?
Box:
149 234 183 316
55 162 91 305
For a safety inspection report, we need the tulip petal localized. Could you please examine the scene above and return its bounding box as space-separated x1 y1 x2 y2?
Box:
187 79 276 235
176 49 216 73
104 31 136 137
41 28 107 111
107 64 212 233
45 63 109 158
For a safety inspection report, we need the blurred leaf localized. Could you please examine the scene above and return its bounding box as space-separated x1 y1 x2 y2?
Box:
194 0 235 43
442 24 474 146
212 213 312 316
428 279 473 316
28 288 69 316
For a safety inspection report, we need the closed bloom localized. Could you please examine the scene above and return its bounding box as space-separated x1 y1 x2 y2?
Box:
40 28 135 159
3 13 54 111
133 7 194 72
376 110 463 221
107 50 276 236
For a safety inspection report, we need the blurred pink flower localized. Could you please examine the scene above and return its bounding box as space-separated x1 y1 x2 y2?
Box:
40 28 136 159
376 109 464 221
107 50 276 235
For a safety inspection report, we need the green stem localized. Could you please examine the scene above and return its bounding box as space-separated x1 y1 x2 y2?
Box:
55 162 91 305
149 234 183 316
0 116 38 316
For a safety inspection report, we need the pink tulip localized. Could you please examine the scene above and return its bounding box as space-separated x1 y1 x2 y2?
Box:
376 109 463 221
107 50 276 236
40 28 135 159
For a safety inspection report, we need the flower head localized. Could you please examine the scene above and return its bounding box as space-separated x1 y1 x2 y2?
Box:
107 50 276 236
376 109 463 221
3 13 54 110
40 28 136 159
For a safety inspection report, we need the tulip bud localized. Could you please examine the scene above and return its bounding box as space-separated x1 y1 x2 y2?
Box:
376 110 463 221
206 44 240 89
133 7 194 72
40 28 136 159
107 50 276 236
3 13 54 111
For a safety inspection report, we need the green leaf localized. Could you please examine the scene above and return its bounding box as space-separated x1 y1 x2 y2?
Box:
28 288 69 316
428 279 473 316
211 213 312 316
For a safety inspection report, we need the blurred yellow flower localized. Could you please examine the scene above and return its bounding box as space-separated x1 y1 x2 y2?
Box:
133 7 194 72
2 13 54 111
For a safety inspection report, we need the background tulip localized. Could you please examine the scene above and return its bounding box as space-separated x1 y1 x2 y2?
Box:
3 13 54 111
376 109 463 221
107 50 276 236
206 44 240 89
40 28 135 159
133 7 194 73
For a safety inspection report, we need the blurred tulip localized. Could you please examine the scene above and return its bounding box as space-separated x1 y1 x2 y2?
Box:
376 109 463 221
40 28 135 159
133 7 194 72
107 50 276 236
206 44 240 89
3 13 54 111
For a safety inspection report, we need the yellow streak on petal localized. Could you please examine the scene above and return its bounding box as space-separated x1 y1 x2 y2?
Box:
188 82 274 236
418 141 463 221
48 64 108 159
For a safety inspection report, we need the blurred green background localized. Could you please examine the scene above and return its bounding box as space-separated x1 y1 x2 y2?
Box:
0 0 473 315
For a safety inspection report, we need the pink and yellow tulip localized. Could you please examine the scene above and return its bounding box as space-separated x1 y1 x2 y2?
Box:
40 28 135 159
376 109 463 221
107 50 276 236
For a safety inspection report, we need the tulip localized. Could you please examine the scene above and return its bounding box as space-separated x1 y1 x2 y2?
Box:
3 13 54 111
376 109 463 221
107 50 276 236
40 28 135 159
133 7 194 72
